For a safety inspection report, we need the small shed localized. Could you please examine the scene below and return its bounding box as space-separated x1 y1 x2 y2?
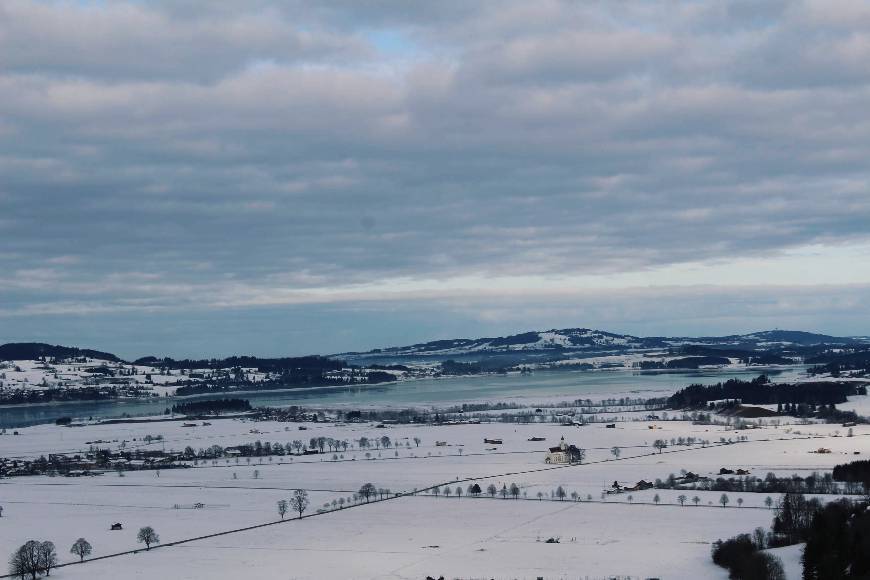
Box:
110 523 123 531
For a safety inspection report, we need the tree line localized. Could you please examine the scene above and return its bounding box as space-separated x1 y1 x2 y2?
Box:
655 469 866 496
170 398 252 415
668 375 864 408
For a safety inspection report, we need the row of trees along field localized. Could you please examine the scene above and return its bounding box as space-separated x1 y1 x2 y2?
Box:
8 528 158 579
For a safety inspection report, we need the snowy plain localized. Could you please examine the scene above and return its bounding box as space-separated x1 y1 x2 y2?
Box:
2 408 869 579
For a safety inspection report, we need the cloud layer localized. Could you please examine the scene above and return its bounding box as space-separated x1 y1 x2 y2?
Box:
2 1 869 354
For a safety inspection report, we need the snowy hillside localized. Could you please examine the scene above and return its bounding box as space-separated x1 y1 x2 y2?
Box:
0 357 269 398
0 344 406 402
339 328 867 361
341 328 662 358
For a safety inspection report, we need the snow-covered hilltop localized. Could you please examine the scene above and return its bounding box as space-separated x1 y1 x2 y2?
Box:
338 328 867 360
342 328 661 357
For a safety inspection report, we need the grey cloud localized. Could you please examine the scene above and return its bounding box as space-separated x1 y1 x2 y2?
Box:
1 0 870 334
0 1 374 81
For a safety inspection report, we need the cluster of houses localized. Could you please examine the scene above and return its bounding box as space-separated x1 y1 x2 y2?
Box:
607 479 655 494
0 448 186 478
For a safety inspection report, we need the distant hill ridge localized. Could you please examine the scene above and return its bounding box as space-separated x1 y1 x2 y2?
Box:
1 329 866 364
338 328 867 358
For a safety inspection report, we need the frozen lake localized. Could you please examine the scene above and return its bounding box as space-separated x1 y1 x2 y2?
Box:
0 366 801 428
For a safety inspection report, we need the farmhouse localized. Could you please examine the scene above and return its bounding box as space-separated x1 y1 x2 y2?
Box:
544 436 583 464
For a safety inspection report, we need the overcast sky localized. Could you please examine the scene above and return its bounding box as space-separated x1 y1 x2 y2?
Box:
2 0 870 359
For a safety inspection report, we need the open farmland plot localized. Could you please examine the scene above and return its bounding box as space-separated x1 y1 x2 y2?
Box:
45 496 772 580
2 417 867 578
0 476 337 560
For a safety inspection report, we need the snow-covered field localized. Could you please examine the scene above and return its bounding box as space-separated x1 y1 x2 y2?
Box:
2 414 868 579
49 497 773 580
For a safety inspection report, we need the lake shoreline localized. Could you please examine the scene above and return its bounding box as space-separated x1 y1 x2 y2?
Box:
0 365 800 429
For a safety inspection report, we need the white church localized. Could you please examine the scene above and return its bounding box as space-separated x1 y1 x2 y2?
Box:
544 436 584 464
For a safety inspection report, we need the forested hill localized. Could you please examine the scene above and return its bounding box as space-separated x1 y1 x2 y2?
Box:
0 343 122 362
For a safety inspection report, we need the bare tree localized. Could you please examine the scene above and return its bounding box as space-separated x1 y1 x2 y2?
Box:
290 489 309 517
611 446 621 459
677 494 687 506
277 499 288 519
737 497 744 508
753 527 767 549
444 487 452 498
137 526 159 550
359 483 377 502
653 439 667 454
70 538 92 562
487 484 497 498
455 486 462 498
37 542 56 576
692 496 701 506
765 496 774 509
10 541 40 580
413 437 421 447
653 494 661 505
719 493 730 508
9 549 27 579
556 486 566 501
380 436 391 449
510 483 520 499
